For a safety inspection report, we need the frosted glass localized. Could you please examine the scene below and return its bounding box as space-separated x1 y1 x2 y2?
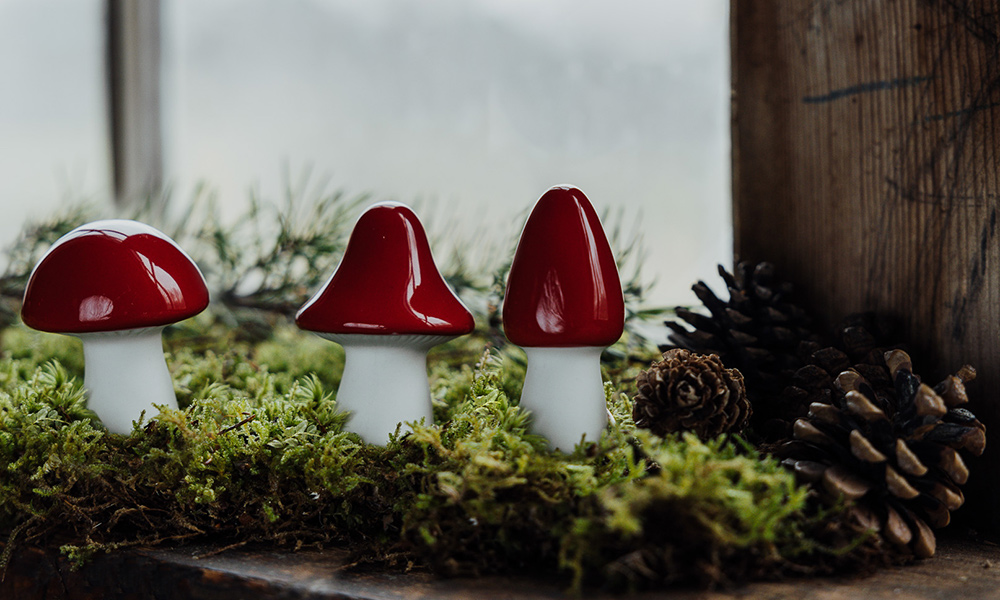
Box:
0 0 111 246
163 0 730 306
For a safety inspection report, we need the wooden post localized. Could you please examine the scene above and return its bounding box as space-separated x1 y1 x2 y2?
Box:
106 0 163 210
732 1 1000 527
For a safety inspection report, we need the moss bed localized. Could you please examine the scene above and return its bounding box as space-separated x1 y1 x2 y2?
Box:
0 315 873 592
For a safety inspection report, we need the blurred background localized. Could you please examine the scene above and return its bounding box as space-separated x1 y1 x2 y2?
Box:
0 0 729 307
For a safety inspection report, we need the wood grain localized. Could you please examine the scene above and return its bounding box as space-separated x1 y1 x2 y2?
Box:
732 0 1000 528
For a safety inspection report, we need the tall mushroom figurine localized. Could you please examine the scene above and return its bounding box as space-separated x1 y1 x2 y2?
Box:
503 185 625 451
295 202 474 444
21 219 210 434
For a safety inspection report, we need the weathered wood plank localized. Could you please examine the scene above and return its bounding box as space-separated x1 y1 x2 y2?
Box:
732 0 1000 528
3 538 1000 599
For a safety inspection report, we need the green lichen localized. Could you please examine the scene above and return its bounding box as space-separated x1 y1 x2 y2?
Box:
0 318 863 591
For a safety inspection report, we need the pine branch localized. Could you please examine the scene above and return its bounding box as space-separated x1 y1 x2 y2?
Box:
0 176 667 346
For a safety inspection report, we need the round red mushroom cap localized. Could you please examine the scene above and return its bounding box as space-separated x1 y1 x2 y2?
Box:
21 220 210 334
503 185 625 347
295 202 474 336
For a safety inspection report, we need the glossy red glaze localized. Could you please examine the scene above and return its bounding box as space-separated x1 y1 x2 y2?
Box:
296 202 474 336
21 220 210 334
503 186 624 347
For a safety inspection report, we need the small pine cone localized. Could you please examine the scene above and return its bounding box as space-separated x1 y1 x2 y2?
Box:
663 262 824 437
633 349 751 440
780 349 986 558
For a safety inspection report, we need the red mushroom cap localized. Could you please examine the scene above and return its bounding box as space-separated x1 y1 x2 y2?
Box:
21 220 210 334
295 202 474 336
502 186 624 347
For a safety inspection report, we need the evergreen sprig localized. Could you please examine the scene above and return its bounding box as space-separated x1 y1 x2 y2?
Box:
0 179 666 349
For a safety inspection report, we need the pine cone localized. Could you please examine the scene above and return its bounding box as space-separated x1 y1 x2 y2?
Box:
633 349 751 440
770 321 901 442
664 262 824 438
780 349 986 558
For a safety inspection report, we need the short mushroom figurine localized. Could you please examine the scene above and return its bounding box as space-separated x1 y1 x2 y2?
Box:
503 185 625 451
21 219 210 434
295 202 474 444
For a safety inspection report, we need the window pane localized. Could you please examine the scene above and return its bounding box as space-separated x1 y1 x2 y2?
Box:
0 0 110 245
164 0 729 306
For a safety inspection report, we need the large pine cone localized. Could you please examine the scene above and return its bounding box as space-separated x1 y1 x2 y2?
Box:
664 263 824 438
780 349 986 558
633 349 751 440
768 318 902 442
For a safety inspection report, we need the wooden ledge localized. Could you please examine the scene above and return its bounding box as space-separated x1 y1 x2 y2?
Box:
5 537 1000 599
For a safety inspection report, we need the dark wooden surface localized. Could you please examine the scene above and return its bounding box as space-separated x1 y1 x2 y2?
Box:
731 0 1000 529
5 538 1000 599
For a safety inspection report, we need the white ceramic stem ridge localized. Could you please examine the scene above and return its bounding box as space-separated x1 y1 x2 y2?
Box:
80 327 178 434
329 334 448 444
519 346 608 451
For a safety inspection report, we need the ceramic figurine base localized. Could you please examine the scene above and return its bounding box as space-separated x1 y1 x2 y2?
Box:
325 333 450 445
80 327 178 434
519 346 608 451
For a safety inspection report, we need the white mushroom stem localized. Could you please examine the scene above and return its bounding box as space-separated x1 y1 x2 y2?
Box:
78 326 178 434
519 346 608 451
322 333 452 445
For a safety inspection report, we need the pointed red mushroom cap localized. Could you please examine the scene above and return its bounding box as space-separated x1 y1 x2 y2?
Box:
21 220 210 334
295 202 474 336
503 186 625 347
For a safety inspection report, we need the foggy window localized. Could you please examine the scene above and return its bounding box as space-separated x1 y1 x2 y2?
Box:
0 0 109 247
2 0 729 307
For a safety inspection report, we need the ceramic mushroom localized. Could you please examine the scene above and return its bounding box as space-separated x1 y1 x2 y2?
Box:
503 185 625 451
295 202 474 444
21 219 210 434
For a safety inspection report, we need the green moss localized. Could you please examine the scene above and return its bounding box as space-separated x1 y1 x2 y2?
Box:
1 326 85 377
0 319 860 590
558 432 811 590
250 324 346 390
